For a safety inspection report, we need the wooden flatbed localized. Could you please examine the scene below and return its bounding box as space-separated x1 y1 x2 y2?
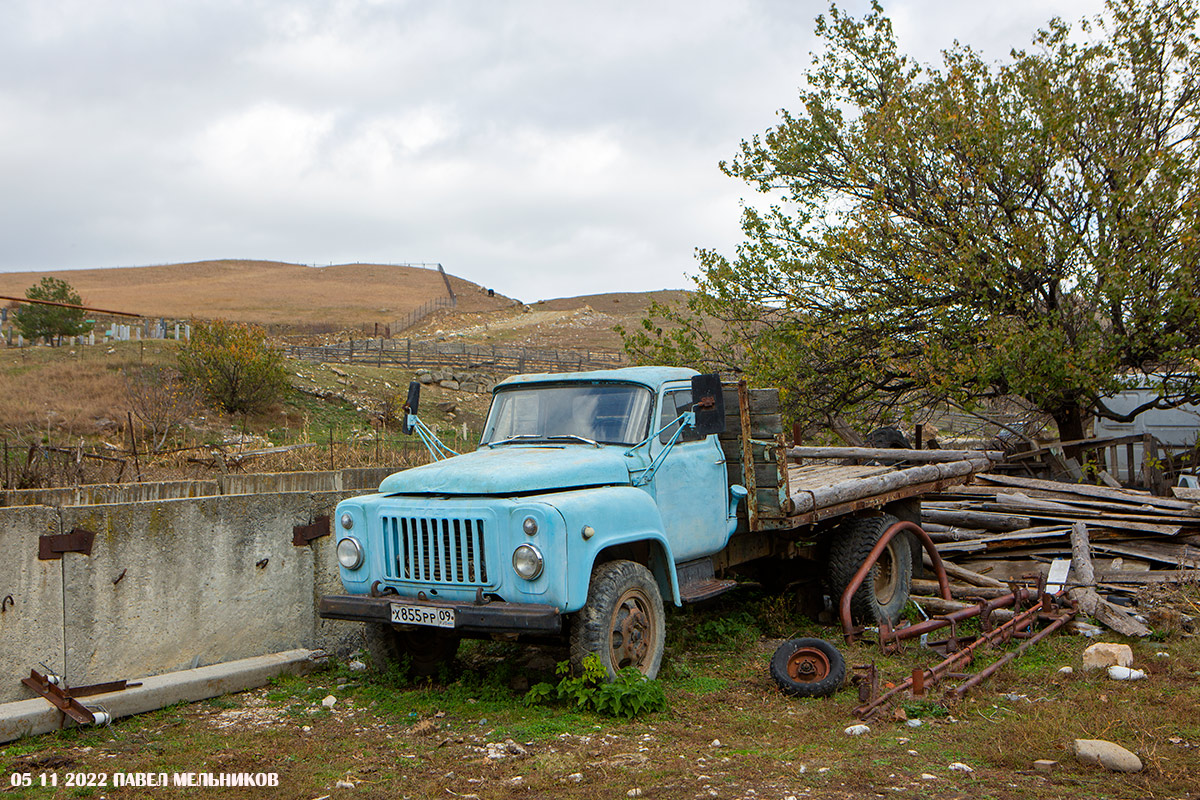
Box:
720 382 998 534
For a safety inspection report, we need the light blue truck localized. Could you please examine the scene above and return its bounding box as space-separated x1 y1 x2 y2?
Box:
319 366 990 685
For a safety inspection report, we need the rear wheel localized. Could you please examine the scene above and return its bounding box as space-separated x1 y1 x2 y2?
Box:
770 638 846 697
570 560 665 680
827 513 911 626
364 623 460 678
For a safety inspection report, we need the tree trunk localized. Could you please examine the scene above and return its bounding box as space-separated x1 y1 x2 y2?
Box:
1051 403 1087 460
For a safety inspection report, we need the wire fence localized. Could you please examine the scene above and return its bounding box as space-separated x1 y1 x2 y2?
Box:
284 338 625 374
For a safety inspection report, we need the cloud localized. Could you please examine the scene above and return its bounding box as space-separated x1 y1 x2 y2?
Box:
0 0 1105 301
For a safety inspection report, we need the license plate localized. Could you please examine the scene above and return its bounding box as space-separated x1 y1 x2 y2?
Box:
390 603 456 628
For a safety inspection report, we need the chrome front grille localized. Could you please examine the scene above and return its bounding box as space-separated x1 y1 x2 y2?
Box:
381 516 489 585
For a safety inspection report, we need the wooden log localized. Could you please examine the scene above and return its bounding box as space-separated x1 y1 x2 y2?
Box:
922 553 1008 588
977 473 1200 514
788 446 1004 463
921 507 1032 532
1066 522 1151 638
911 579 1014 599
789 458 992 514
1091 569 1200 584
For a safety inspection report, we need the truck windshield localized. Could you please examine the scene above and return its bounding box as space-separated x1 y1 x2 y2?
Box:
480 383 654 446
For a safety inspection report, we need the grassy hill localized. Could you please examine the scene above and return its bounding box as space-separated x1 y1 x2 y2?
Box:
0 260 515 328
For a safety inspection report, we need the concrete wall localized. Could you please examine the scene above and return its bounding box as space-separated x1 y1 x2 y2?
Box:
0 469 395 703
0 507 62 702
0 466 394 508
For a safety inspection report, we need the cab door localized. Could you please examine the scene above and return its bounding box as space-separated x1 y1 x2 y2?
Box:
647 383 730 562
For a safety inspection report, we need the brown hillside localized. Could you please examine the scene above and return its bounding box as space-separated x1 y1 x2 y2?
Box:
0 260 514 327
409 289 693 351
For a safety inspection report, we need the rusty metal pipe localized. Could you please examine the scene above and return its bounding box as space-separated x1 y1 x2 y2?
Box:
840 521 951 642
853 603 1044 720
951 610 1076 698
884 586 1037 644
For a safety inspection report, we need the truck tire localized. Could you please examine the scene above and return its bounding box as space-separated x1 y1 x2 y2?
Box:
363 622 460 679
827 513 911 626
770 638 846 698
570 560 666 680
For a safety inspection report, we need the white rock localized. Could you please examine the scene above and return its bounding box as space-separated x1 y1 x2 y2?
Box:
817 767 830 774
335 779 354 788
1107 666 1146 680
710 739 722 748
627 789 643 798
949 762 974 772
347 659 367 672
920 773 939 780
566 773 583 783
1073 738 1143 772
1083 643 1134 670
1155 651 1170 658
907 750 918 756
1058 666 1074 675
905 719 923 727
844 724 870 736
322 695 337 708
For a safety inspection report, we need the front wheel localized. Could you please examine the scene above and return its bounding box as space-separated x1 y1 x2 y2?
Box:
363 622 460 678
570 560 666 680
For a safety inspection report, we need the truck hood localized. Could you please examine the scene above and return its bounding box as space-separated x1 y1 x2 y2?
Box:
377 446 634 496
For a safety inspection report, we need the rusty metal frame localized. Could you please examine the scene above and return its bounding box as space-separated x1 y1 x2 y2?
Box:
839 521 951 642
853 600 1049 719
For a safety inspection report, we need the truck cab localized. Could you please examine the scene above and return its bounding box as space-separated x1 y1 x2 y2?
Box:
319 366 737 679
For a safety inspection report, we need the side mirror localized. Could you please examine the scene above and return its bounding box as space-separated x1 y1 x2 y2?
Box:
690 373 726 436
402 381 421 435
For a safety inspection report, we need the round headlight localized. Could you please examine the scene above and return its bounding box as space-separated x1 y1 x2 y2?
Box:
337 537 364 570
512 544 544 580
340 512 354 530
522 516 538 536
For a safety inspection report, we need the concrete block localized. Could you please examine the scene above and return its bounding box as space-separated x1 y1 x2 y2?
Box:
0 506 63 703
222 472 341 495
60 495 317 686
1082 642 1134 670
340 467 396 492
0 649 322 744
308 492 365 656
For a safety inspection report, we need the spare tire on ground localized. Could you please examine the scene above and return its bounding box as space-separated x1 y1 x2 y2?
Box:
770 638 846 697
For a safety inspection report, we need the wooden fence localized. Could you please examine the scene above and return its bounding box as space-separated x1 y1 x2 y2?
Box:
285 338 625 374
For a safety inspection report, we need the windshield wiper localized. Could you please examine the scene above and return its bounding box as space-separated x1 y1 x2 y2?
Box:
546 434 602 448
485 434 545 448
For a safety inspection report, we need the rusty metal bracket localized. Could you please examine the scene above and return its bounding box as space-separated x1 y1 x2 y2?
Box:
841 521 951 643
292 515 330 547
38 528 95 560
21 670 141 726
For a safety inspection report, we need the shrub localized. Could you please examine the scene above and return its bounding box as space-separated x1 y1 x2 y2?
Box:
524 655 667 718
177 320 289 415
124 366 197 452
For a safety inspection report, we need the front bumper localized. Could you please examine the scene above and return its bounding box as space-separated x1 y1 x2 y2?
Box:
318 595 563 636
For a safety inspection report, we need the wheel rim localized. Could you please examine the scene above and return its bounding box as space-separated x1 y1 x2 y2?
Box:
609 587 656 672
873 540 899 605
786 646 832 684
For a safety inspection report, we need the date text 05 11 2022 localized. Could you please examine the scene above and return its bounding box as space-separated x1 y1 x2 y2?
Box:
9 772 280 788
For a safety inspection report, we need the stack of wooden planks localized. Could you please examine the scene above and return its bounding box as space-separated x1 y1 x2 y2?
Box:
922 473 1200 595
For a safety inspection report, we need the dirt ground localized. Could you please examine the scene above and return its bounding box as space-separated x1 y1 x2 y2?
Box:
4 592 1199 800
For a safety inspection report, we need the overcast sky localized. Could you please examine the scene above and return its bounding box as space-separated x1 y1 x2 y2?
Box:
1 0 1102 302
